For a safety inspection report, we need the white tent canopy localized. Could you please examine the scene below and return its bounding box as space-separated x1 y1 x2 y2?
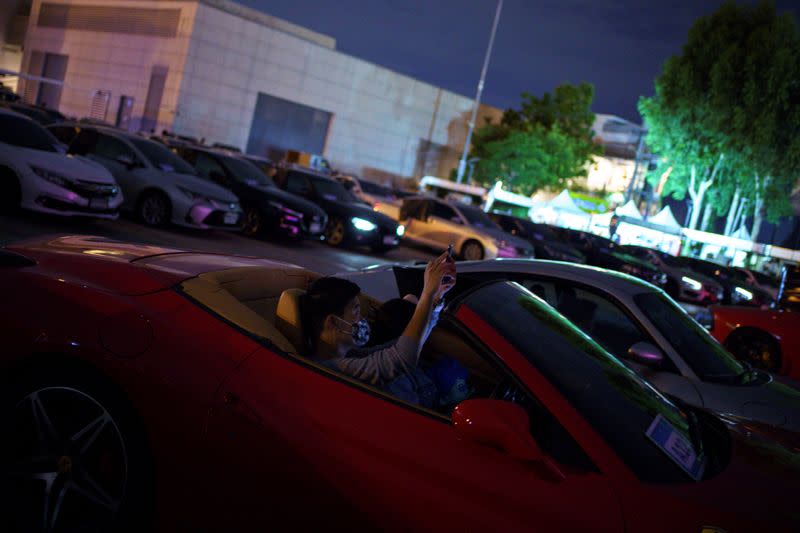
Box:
615 200 642 219
649 205 682 230
547 189 586 214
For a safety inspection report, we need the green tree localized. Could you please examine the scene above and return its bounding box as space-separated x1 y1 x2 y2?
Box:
640 1 800 237
469 82 599 194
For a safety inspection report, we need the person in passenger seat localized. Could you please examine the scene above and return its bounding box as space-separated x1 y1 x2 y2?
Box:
306 251 455 389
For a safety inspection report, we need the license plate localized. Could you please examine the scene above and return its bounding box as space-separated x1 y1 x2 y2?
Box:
309 223 321 233
89 198 108 209
224 212 238 225
383 235 396 245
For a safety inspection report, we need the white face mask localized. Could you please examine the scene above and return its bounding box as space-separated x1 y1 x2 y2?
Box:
334 315 371 347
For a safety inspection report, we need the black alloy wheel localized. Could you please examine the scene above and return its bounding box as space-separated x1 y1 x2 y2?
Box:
725 329 782 373
241 206 263 237
325 217 346 246
137 191 171 227
0 366 153 532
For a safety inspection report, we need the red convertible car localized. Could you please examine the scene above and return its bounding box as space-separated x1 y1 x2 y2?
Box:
710 306 800 379
1 236 799 532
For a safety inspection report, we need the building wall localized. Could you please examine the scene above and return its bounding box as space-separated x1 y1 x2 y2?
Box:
20 0 502 182
176 2 501 182
21 0 197 131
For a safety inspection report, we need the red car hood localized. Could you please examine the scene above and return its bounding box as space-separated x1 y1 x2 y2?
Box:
5 235 300 295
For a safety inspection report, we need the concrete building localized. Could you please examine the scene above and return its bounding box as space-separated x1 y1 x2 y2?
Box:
16 0 502 183
581 113 648 194
0 0 30 92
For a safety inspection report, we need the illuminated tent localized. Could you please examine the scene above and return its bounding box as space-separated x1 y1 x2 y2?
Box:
545 190 592 229
615 200 642 220
649 205 682 230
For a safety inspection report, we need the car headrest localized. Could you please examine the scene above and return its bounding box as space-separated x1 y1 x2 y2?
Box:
276 288 307 355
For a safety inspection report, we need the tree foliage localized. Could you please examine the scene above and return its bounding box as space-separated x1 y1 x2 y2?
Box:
640 1 800 234
469 82 599 195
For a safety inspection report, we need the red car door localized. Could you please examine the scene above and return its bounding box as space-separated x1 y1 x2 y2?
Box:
202 343 624 531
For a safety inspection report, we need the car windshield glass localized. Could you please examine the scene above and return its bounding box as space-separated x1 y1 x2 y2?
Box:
463 281 704 483
459 205 501 229
129 137 196 174
526 222 558 240
358 179 393 196
311 177 358 202
634 291 745 380
0 114 59 152
222 156 274 187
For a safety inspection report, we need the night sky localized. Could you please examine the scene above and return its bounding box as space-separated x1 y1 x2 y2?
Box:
238 0 799 123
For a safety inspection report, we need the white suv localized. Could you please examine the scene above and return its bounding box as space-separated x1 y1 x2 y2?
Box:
0 109 122 217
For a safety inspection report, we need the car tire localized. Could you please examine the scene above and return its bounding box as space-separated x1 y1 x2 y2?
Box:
325 217 346 247
0 167 21 214
0 361 154 532
137 190 171 227
241 206 263 237
725 328 782 373
461 240 484 261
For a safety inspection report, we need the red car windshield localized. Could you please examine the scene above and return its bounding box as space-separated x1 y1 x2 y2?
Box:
461 281 705 483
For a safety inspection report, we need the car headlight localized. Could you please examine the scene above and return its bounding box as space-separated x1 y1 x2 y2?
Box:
351 217 377 231
396 224 405 237
681 276 702 291
31 165 70 187
734 286 753 301
178 186 208 202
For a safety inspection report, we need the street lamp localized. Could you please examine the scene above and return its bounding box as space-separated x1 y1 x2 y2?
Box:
455 0 503 184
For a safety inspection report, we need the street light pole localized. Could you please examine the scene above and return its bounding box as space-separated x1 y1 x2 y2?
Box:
456 0 503 184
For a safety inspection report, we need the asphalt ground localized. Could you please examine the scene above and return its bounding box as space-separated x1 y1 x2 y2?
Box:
0 211 436 275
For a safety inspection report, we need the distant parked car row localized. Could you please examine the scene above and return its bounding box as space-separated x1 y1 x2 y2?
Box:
0 107 408 254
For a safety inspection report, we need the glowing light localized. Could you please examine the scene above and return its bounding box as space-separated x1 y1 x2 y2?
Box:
734 286 753 301
681 276 702 291
396 224 405 237
351 217 377 231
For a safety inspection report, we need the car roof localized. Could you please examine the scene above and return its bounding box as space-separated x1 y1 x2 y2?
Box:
398 258 657 296
0 107 34 120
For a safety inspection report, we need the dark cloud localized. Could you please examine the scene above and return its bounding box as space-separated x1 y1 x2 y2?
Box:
238 0 800 122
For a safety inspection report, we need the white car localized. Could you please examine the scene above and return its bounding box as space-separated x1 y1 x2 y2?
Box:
62 125 242 229
341 259 800 432
0 109 122 217
377 195 534 260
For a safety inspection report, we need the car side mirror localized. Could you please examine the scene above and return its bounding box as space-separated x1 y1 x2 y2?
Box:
452 399 564 479
627 341 665 367
116 154 137 169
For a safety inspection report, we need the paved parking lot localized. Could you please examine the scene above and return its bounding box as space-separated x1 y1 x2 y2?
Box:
0 211 436 274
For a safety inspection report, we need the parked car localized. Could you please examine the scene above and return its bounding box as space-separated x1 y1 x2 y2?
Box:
670 256 773 307
64 125 241 229
620 246 724 305
380 195 534 260
342 259 800 432
710 266 800 377
335 175 399 207
167 142 327 239
732 267 780 300
273 166 402 253
0 101 65 125
0 109 122 217
552 228 668 288
1 235 798 531
488 214 586 263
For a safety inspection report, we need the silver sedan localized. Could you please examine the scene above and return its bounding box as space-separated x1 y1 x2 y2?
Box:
341 259 800 432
